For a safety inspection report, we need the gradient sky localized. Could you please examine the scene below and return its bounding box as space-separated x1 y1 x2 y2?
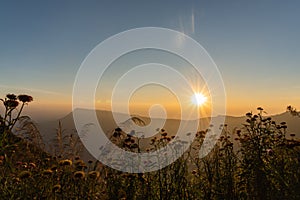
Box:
1 0 300 121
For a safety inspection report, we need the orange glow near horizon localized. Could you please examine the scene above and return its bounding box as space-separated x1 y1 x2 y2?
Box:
128 85 181 119
6 96 295 121
4 85 297 122
93 83 213 119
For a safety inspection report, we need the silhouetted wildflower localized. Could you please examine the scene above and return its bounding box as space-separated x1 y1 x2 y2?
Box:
17 94 33 103
257 107 263 111
88 171 100 180
59 159 72 166
161 132 167 137
281 125 287 129
6 94 17 100
75 160 87 170
74 171 85 179
115 127 122 132
150 137 157 144
246 112 252 117
4 100 19 108
75 160 85 166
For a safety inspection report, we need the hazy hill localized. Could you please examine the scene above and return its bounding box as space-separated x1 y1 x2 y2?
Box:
36 109 300 161
38 109 300 139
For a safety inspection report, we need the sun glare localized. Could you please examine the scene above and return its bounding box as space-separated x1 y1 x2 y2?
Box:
191 93 207 106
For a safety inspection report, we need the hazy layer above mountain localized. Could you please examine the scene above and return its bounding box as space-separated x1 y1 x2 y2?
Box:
37 109 300 144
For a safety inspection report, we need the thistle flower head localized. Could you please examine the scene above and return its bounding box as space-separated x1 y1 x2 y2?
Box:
257 107 263 111
4 100 19 108
74 171 85 179
6 94 17 100
88 171 100 179
75 160 87 170
17 94 33 103
246 112 252 117
59 159 72 166
161 132 168 137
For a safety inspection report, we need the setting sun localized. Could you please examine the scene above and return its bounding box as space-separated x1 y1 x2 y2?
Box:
191 92 207 106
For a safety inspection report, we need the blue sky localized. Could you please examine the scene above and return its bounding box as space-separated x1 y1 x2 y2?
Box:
0 0 300 119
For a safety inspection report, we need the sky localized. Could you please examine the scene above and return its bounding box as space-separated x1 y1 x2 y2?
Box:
0 0 300 121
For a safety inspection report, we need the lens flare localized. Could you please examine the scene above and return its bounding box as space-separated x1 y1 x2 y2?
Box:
191 93 207 106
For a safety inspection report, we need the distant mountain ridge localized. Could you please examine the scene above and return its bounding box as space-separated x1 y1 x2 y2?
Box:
32 109 300 162
38 109 300 144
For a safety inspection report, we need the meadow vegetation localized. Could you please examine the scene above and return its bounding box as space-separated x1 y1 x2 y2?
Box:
0 94 300 199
